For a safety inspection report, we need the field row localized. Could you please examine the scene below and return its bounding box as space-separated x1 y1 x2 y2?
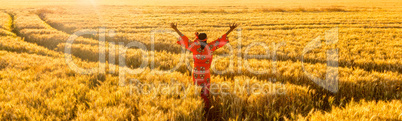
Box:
0 13 15 36
300 99 402 120
41 11 402 33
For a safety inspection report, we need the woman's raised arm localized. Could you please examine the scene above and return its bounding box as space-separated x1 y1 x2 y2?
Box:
170 23 184 36
225 23 239 35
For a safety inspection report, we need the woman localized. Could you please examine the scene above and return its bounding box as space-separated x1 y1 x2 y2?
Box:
170 23 238 110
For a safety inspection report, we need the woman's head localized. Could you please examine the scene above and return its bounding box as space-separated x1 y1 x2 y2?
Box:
198 33 207 50
198 33 207 40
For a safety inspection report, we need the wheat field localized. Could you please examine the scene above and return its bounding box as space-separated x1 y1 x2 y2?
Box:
0 0 401 120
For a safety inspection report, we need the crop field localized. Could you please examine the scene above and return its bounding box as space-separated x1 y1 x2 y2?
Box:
0 0 401 120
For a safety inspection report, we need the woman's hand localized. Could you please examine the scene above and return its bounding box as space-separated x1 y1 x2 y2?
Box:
229 23 238 30
170 23 178 30
171 23 183 36
225 23 239 35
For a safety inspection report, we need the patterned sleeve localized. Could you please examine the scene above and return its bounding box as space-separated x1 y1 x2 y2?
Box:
176 35 194 51
207 34 229 52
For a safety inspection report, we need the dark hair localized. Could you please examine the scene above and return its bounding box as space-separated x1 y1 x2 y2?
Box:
200 41 207 50
198 33 207 40
198 33 207 50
